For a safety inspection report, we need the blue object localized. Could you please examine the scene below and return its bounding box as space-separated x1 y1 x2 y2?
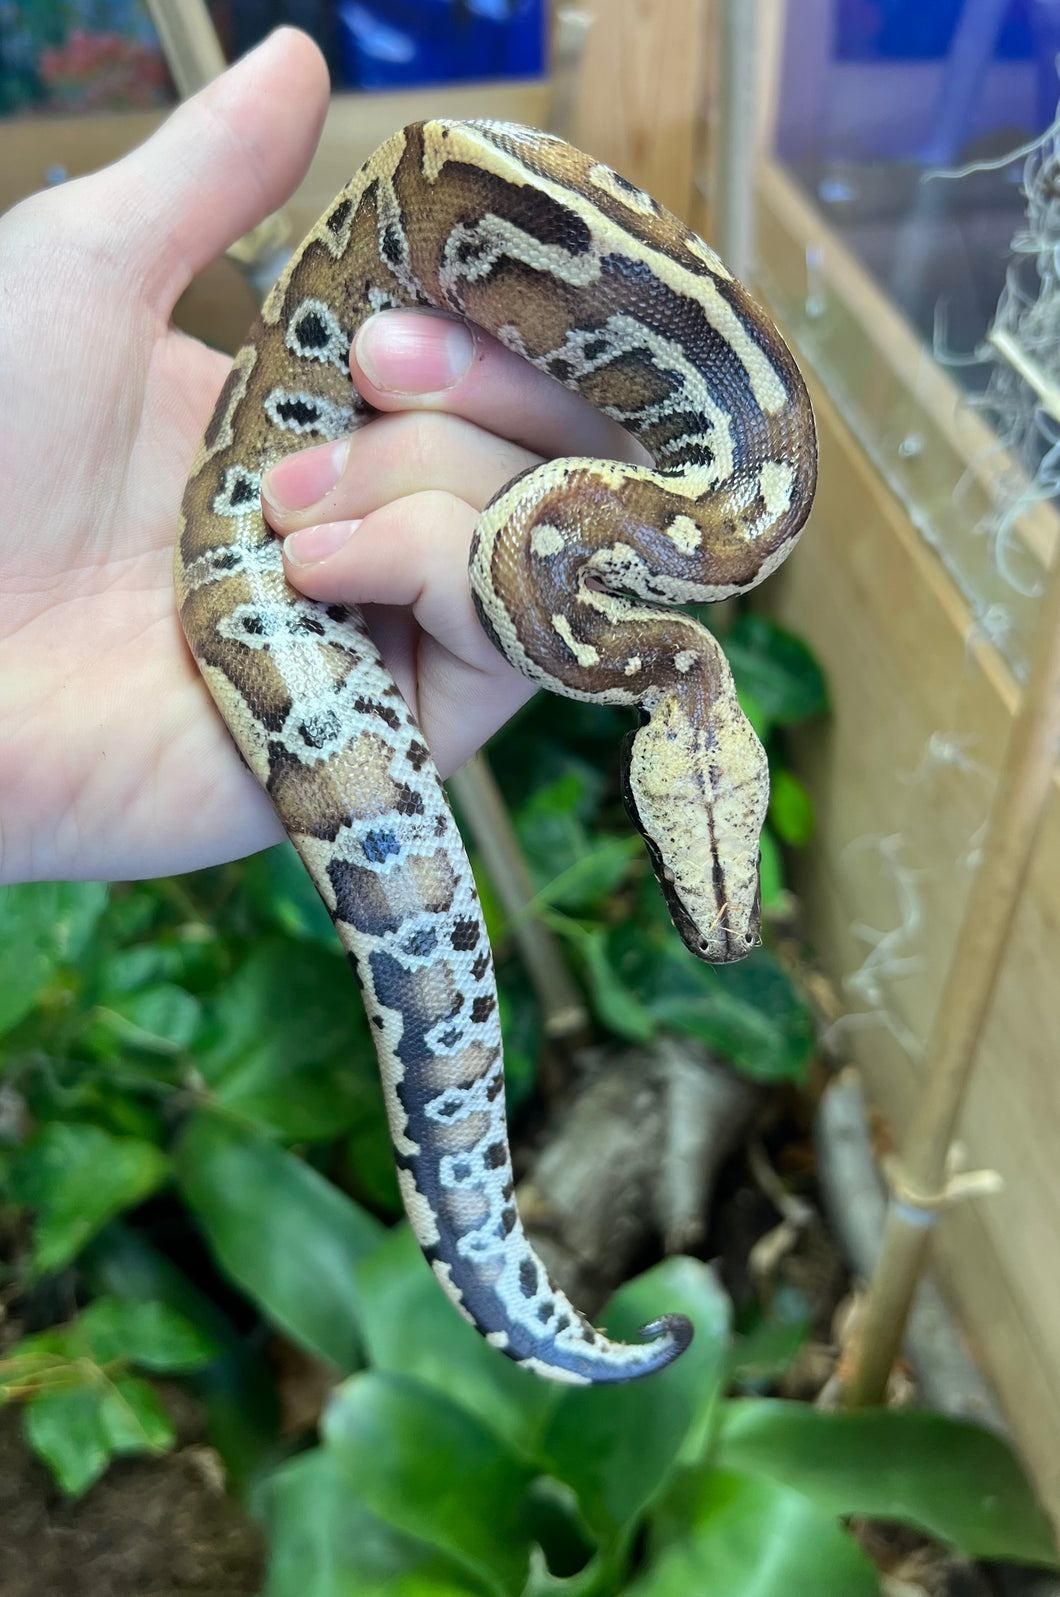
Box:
336 0 544 89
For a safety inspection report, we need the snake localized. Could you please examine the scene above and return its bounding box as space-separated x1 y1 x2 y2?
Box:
176 120 816 1385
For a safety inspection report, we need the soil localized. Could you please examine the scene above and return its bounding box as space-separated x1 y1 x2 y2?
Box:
0 1386 263 1597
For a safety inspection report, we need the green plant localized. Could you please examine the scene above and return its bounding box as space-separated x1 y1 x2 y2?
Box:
1 611 1053 1589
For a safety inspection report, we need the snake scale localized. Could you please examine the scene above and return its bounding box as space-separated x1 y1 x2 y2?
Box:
176 120 816 1384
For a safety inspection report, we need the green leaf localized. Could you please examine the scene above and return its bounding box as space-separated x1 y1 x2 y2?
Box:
24 1385 112 1495
722 614 828 728
768 769 814 847
262 1445 483 1597
354 1224 559 1460
324 1372 535 1596
21 1368 176 1496
553 919 655 1044
193 941 372 1141
542 1257 731 1544
241 843 338 947
632 1469 879 1596
717 1401 1060 1566
81 1222 280 1490
8 1122 169 1272
79 1296 217 1372
646 948 814 1085
175 1110 383 1371
0 880 108 1037
757 826 785 909
97 1371 175 1455
86 983 202 1056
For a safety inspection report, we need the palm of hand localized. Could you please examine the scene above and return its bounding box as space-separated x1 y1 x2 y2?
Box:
0 199 281 883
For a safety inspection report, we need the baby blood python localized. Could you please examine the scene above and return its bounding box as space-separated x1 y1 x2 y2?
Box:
176 120 817 1383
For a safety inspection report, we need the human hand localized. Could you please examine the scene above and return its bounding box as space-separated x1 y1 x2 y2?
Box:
0 28 328 885
0 27 645 888
261 307 649 777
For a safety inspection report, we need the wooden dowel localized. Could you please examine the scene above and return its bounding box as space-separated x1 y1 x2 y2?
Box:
846 542 1060 1407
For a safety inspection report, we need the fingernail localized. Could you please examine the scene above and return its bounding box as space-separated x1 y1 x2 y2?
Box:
356 310 475 394
263 439 349 513
284 519 361 565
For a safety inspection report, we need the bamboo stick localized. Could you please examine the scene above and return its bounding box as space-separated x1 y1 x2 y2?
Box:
845 541 1060 1407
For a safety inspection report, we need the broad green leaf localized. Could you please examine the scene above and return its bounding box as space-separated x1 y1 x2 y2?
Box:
722 614 829 728
193 941 371 1141
768 769 815 847
717 1401 1060 1566
96 1371 175 1455
8 1122 169 1272
81 1222 279 1489
0 880 108 1037
241 843 337 947
175 1110 383 1371
262 1445 483 1597
646 948 814 1084
324 1372 535 1596
631 1469 879 1596
552 919 655 1044
516 836 641 921
85 983 202 1056
78 1296 217 1372
542 1258 731 1544
24 1385 112 1495
354 1224 559 1460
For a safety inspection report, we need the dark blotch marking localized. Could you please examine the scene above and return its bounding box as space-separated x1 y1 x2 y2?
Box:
406 739 430 770
486 1074 504 1102
402 926 437 958
299 710 340 748
227 470 256 506
327 198 352 233
450 918 479 951
471 995 495 1023
519 1258 537 1299
396 783 425 816
327 604 350 622
381 222 405 264
472 953 490 981
537 1301 554 1324
274 397 321 428
500 1207 516 1235
353 695 401 730
294 309 329 349
485 1141 507 1169
241 614 265 636
362 828 401 863
372 1014 384 1029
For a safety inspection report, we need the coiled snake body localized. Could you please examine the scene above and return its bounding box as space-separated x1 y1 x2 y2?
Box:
176 121 816 1384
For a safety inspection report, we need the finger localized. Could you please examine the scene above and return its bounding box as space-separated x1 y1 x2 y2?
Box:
93 28 329 307
351 308 652 467
279 489 535 767
262 410 540 532
279 490 503 674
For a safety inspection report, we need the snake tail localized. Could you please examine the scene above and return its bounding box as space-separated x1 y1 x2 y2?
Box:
176 120 815 1383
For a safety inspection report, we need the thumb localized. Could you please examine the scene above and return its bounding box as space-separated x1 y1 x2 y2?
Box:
97 27 330 310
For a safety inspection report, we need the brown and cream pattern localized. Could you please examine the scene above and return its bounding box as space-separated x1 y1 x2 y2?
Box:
176 121 816 1383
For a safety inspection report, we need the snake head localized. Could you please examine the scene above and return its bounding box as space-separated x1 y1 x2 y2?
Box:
621 678 768 966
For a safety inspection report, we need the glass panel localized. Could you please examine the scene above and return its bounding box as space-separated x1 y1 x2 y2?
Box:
763 0 1060 680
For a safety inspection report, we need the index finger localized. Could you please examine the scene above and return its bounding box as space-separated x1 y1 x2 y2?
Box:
351 308 652 469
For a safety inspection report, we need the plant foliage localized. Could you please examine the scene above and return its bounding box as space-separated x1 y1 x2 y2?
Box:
1 614 1054 1588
